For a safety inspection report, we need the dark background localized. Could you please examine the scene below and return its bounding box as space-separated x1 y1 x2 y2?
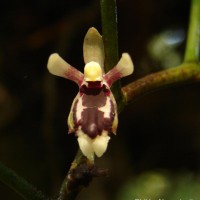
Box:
1 0 200 199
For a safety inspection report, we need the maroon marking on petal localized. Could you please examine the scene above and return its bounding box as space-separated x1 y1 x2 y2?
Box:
103 85 111 96
71 84 116 139
81 84 107 107
72 99 79 131
87 81 102 88
64 67 84 86
103 67 122 87
81 107 104 138
80 100 115 139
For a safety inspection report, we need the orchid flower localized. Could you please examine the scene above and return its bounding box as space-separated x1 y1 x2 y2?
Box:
47 27 134 161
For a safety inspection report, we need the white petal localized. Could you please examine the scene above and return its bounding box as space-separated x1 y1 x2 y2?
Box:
116 53 134 77
92 132 110 157
47 53 84 85
77 131 94 161
104 53 134 86
83 27 105 71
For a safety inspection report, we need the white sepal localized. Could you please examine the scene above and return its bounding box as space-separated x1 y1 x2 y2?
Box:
77 130 110 160
93 132 110 157
77 130 94 161
104 53 134 86
47 53 84 85
83 27 105 71
116 53 134 77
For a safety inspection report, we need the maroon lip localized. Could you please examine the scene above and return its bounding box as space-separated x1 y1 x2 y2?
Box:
73 84 114 139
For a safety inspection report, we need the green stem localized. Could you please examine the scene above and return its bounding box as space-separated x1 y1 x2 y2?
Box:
100 0 118 71
100 0 125 112
122 63 200 103
0 161 48 200
184 0 200 63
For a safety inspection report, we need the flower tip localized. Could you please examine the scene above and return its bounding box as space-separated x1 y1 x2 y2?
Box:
87 27 100 36
47 53 59 74
47 53 70 77
83 27 104 69
121 53 134 75
47 53 73 78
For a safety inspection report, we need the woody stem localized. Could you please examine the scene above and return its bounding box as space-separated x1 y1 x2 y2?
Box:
122 0 200 103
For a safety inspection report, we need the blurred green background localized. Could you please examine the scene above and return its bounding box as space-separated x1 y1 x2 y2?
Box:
1 0 200 199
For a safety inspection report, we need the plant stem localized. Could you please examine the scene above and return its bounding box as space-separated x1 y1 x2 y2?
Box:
58 150 84 200
58 150 108 200
100 0 125 112
122 63 200 103
0 161 48 200
123 0 200 103
184 0 200 63
100 0 118 71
